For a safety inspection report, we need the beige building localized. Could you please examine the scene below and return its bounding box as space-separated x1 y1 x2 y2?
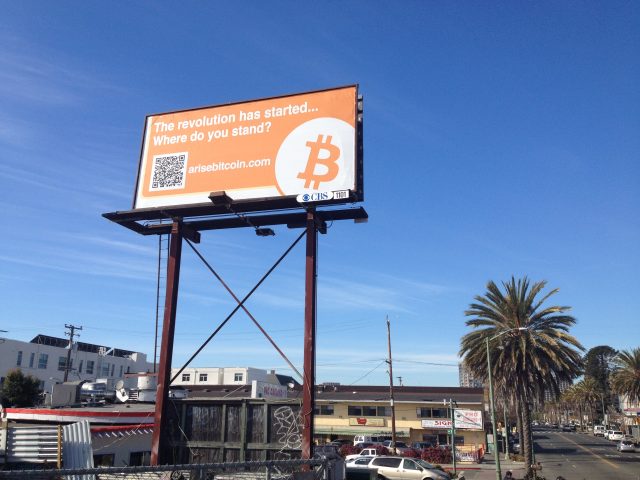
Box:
312 385 486 448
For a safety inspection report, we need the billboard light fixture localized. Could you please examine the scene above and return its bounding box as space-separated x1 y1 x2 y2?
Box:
208 191 233 207
255 228 275 237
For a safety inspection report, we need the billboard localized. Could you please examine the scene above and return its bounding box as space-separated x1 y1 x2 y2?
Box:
133 85 361 210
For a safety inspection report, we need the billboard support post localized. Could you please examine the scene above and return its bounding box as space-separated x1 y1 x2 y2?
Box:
151 220 184 465
302 210 318 461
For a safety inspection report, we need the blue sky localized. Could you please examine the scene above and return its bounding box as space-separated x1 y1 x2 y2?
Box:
1 2 638 387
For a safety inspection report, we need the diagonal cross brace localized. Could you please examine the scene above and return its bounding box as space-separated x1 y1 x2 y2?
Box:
170 229 307 384
183 238 303 380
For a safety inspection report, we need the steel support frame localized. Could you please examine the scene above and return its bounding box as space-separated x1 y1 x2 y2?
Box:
302 210 318 461
151 220 184 465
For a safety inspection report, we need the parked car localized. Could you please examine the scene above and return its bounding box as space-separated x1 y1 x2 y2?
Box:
561 424 573 432
369 456 450 480
618 440 636 453
382 440 413 454
346 448 379 461
510 441 520 454
354 442 376 449
353 435 385 446
609 431 624 442
593 425 606 437
328 439 352 447
346 456 376 468
411 442 434 450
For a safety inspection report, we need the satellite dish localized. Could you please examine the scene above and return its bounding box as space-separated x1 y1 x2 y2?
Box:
114 380 129 403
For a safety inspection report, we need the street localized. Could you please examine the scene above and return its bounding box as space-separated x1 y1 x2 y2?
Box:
533 427 640 479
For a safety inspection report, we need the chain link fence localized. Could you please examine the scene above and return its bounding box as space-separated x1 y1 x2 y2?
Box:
0 457 340 480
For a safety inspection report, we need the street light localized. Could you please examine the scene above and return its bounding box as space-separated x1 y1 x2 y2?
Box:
486 327 528 480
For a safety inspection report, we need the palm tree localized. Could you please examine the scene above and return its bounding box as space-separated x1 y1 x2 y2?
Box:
610 348 640 403
460 277 584 477
574 377 602 428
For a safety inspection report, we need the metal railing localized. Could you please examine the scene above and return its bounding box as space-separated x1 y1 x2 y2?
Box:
0 457 334 480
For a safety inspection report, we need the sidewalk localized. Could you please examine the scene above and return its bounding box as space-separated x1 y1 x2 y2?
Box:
441 452 526 480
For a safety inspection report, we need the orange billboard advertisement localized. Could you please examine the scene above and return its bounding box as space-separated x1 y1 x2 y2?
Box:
133 85 361 210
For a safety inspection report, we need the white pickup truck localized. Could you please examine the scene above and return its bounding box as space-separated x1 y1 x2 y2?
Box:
345 448 378 461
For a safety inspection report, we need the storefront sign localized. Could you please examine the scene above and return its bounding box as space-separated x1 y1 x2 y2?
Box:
421 410 483 430
251 381 287 399
349 417 385 427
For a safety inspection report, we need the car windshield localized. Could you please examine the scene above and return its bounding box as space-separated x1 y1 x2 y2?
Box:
622 441 633 445
415 459 435 469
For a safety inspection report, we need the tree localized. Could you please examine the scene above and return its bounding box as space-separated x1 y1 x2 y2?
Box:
610 348 640 403
0 369 42 407
583 345 617 415
460 277 584 478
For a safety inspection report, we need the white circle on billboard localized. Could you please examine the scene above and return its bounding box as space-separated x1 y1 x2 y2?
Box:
275 117 355 196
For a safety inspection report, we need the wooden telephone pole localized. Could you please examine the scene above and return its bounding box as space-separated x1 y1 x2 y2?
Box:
63 324 82 382
386 316 397 449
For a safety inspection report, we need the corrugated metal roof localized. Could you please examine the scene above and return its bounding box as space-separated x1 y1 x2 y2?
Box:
62 420 95 480
6 426 60 464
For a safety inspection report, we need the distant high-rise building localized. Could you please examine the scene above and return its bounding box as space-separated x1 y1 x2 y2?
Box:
459 362 483 388
544 379 572 402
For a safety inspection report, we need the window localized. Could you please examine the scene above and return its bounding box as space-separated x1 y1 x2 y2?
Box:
93 454 115 467
234 373 243 382
16 351 22 366
372 458 402 468
403 459 420 470
58 356 69 371
417 407 450 418
86 360 94 375
348 406 362 416
110 364 115 377
348 405 390 417
119 365 123 377
78 360 83 374
182 374 191 382
29 352 35 368
314 405 334 415
38 353 49 369
100 363 110 377
129 451 151 466
199 373 208 382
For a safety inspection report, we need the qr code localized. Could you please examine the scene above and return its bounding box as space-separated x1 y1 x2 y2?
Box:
149 153 188 191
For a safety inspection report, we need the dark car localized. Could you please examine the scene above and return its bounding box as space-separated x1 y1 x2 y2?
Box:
328 439 352 447
561 424 572 432
354 442 375 449
411 441 434 450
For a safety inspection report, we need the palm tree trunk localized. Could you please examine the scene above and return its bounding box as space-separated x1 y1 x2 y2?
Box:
518 393 533 477
516 400 524 453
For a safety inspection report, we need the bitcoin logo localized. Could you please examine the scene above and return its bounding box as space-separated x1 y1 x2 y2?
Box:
297 135 340 189
275 118 355 196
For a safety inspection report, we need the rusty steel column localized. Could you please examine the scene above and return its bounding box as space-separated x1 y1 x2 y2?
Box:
151 220 183 465
301 210 318 460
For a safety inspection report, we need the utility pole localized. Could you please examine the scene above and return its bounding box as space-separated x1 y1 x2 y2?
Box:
63 324 82 382
397 376 403 387
386 316 397 450
446 398 457 476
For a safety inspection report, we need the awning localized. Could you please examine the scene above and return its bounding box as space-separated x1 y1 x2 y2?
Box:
314 426 411 436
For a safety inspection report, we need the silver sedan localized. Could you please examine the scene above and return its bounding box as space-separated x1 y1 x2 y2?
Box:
617 440 636 453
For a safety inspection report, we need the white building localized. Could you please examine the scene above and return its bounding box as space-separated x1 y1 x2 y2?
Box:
0 334 154 393
170 367 290 387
